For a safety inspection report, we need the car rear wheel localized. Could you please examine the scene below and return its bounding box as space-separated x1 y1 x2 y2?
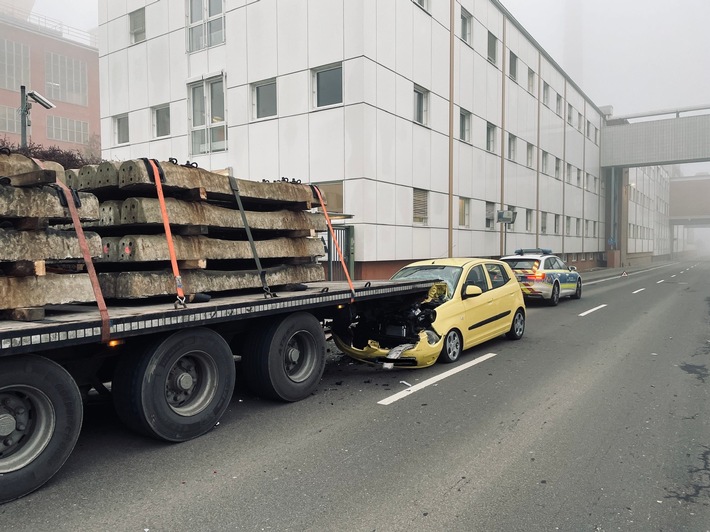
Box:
438 330 462 364
548 282 560 306
571 279 582 299
506 309 525 340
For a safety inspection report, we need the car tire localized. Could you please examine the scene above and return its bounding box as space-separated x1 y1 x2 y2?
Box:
438 329 462 364
506 308 525 340
548 282 560 306
571 279 582 299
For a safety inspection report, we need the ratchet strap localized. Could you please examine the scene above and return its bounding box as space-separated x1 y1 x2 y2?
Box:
310 184 355 303
141 158 187 308
228 175 275 298
34 158 111 343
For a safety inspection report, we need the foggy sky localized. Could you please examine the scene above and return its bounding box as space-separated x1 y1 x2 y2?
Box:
501 0 710 117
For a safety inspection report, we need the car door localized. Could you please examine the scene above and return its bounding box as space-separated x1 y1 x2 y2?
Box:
459 264 496 348
553 257 575 296
483 262 517 336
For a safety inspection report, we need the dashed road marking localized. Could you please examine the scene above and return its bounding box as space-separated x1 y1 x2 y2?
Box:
657 280 665 284
579 304 607 317
377 353 497 406
633 288 645 294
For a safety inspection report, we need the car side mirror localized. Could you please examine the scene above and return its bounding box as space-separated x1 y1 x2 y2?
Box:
463 284 483 299
568 266 577 271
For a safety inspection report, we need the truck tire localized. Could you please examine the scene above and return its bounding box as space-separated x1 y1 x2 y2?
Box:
243 312 326 402
112 328 236 442
0 355 83 504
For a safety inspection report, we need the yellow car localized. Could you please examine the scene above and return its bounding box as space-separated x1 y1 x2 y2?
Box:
332 258 526 368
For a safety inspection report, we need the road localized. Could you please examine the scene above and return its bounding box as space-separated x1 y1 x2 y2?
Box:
2 260 709 531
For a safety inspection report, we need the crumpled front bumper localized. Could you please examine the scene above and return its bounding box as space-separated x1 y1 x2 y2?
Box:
332 329 443 369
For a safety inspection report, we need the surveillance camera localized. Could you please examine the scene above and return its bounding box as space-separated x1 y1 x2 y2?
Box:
27 90 56 110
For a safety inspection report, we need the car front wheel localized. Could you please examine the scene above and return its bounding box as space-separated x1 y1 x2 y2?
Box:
548 282 560 306
438 329 462 364
571 279 582 299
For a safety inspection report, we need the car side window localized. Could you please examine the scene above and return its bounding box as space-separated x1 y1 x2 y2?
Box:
464 265 489 292
544 258 557 270
485 263 509 289
553 258 566 270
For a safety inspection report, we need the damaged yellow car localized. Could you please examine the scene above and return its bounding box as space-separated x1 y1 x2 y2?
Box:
332 258 526 368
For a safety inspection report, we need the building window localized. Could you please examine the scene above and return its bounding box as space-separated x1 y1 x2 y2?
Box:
0 40 30 91
567 103 573 125
556 94 562 116
413 0 428 11
47 115 89 144
487 31 497 64
413 85 428 125
540 211 547 234
188 0 225 52
506 205 516 228
576 218 582 236
115 114 129 145
413 188 428 224
314 64 342 108
129 8 146 44
509 52 517 81
566 163 572 183
586 172 592 190
486 201 495 229
526 209 533 232
593 221 598 237
554 157 561 179
542 82 550 106
585 220 590 237
0 104 20 133
316 182 344 214
153 105 170 137
554 214 560 234
461 8 472 44
486 122 496 152
254 79 277 119
189 76 226 154
459 197 470 227
586 120 593 139
459 109 471 142
577 168 582 187
577 112 583 131
527 68 535 93
526 142 534 168
541 151 548 174
594 127 599 144
507 133 516 161
45 52 88 106
565 216 571 236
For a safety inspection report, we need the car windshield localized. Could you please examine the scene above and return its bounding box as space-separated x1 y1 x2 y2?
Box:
501 258 539 270
391 265 463 299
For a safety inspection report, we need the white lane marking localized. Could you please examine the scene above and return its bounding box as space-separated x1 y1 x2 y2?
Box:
657 280 665 284
578 304 607 317
377 353 497 406
671 275 676 278
633 288 645 294
583 263 680 286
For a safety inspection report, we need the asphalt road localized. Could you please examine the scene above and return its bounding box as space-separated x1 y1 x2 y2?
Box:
2 260 709 532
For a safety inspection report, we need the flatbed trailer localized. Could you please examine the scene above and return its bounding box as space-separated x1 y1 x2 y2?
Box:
0 278 435 503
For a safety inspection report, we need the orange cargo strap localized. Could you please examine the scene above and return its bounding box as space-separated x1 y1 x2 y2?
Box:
34 159 111 343
310 184 355 302
142 158 187 308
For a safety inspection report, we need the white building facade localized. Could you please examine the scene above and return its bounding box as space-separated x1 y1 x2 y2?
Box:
99 0 605 279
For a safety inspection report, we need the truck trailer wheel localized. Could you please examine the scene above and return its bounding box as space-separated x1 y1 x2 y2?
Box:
243 312 326 402
112 328 236 442
0 355 83 504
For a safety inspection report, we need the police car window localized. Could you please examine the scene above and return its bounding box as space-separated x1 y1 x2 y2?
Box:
553 258 566 269
485 263 509 289
544 258 556 269
465 265 489 292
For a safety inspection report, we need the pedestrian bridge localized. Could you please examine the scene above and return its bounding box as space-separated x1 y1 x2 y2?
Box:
602 105 710 228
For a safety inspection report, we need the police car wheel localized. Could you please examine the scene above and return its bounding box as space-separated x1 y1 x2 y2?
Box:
571 279 582 299
548 283 560 306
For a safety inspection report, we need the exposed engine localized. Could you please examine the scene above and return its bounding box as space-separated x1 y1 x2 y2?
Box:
331 283 447 350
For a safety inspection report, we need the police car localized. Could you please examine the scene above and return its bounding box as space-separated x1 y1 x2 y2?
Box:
500 249 582 306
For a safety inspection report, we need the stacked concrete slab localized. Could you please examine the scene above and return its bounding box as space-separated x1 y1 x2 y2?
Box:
0 154 327 313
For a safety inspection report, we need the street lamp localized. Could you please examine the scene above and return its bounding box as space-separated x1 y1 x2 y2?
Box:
20 85 56 148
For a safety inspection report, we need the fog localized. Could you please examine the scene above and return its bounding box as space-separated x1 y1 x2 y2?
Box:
501 0 710 116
